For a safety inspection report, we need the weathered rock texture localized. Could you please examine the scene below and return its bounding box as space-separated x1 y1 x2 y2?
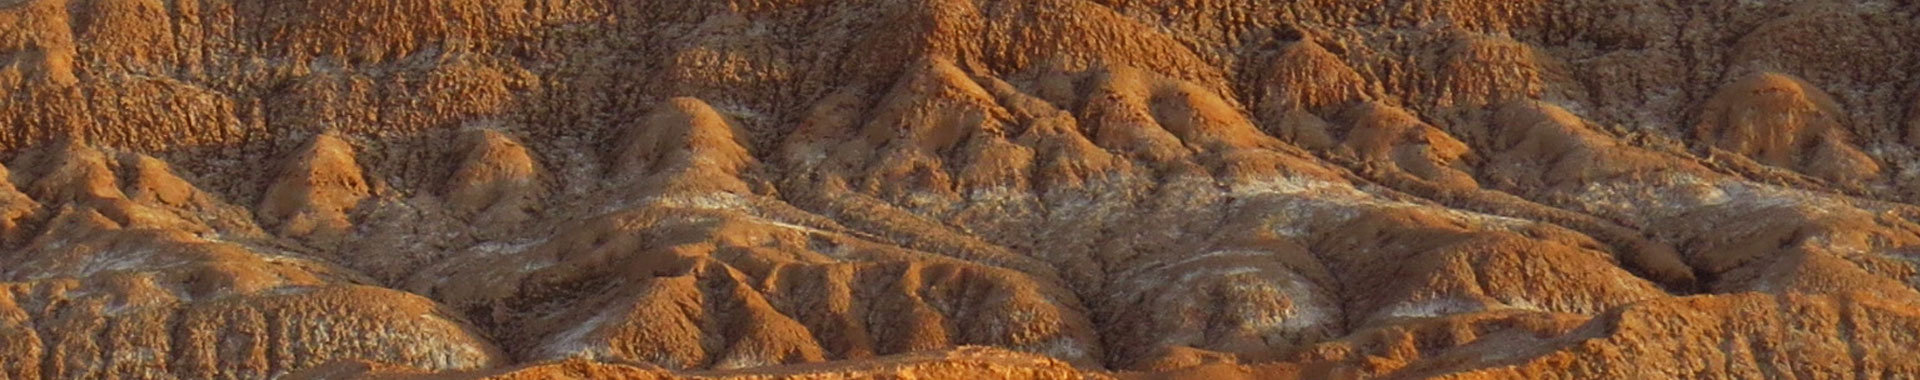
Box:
3 0 1920 379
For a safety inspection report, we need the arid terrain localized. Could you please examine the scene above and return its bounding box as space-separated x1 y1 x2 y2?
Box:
3 0 1920 379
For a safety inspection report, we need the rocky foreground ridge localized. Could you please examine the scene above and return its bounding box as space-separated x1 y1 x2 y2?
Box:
4 0 1920 379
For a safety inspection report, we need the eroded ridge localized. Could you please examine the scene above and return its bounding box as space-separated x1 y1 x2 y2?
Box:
4 0 1920 379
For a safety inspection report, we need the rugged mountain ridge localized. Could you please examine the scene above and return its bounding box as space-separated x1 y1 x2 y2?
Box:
3 0 1920 379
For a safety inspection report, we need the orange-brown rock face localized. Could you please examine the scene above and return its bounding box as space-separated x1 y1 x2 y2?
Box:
3 1 1920 379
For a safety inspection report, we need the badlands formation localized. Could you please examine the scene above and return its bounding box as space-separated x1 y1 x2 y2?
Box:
3 0 1920 379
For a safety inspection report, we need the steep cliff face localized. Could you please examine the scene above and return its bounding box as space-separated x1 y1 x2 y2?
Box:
3 0 1920 379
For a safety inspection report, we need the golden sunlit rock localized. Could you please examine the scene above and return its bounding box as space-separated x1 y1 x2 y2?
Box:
3 1 1919 379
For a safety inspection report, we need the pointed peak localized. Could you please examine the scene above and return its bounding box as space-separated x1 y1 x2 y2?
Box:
617 97 757 195
275 132 367 184
11 140 125 204
446 129 543 218
1257 39 1371 116
1433 34 1565 108
895 56 997 104
258 132 370 239
119 152 204 207
1273 38 1348 69
859 56 1012 153
454 128 534 167
296 132 362 165
622 97 753 168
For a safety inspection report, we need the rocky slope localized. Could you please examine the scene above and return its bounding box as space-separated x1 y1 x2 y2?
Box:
3 0 1920 379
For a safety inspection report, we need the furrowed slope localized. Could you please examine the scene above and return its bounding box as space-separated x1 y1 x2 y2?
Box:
3 0 1920 379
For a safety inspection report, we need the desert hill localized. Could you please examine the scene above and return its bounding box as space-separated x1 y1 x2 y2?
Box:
3 0 1920 379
